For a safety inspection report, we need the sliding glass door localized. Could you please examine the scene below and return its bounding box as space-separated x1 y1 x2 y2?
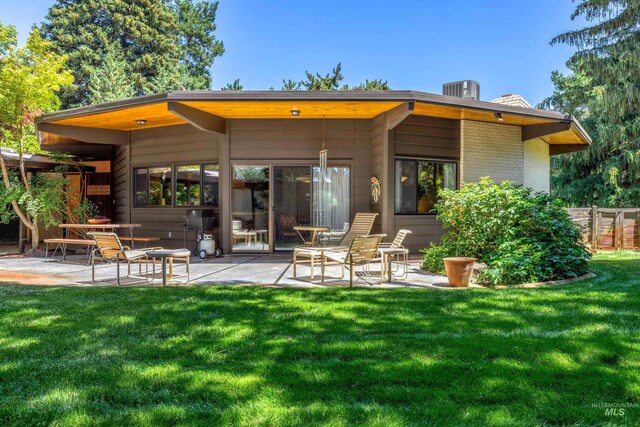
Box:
231 164 350 253
232 166 270 252
273 166 312 250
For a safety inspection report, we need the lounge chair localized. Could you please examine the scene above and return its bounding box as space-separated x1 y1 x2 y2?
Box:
293 212 378 280
88 232 162 285
320 235 385 287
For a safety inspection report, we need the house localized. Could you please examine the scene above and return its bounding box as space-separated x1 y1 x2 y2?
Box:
35 89 590 254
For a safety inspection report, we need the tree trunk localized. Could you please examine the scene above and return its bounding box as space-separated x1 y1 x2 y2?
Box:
0 148 38 251
30 220 39 250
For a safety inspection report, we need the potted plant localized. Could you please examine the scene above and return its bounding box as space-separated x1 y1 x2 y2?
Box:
443 257 476 287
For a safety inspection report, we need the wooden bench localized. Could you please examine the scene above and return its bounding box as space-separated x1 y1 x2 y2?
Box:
119 236 161 248
44 238 96 262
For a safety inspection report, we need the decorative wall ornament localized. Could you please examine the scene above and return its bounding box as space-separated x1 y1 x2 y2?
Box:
371 176 381 203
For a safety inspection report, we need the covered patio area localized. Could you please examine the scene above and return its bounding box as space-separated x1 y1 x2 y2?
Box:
0 254 455 289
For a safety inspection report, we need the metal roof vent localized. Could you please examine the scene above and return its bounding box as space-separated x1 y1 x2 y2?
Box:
442 80 480 100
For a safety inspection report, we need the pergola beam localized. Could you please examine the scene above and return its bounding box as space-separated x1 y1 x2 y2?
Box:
168 102 227 134
37 123 129 145
385 101 415 129
522 122 572 141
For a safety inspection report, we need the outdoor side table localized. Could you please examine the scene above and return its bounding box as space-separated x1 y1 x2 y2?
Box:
145 249 191 285
378 247 410 282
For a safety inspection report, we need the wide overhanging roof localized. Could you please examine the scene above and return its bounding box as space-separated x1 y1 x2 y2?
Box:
36 90 590 154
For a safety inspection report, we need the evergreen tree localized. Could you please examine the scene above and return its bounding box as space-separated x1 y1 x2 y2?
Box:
541 0 640 207
221 79 243 91
174 0 224 90
281 63 391 91
41 0 224 107
87 44 135 104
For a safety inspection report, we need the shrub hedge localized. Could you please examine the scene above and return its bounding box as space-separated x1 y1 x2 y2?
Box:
421 178 591 286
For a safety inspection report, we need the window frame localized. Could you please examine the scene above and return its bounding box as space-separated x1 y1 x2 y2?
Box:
394 157 459 215
132 162 219 208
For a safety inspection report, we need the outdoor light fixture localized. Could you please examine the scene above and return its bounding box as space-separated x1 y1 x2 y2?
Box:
290 109 301 117
494 112 504 121
135 119 148 126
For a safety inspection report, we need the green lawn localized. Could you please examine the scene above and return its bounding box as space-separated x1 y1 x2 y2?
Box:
0 252 639 426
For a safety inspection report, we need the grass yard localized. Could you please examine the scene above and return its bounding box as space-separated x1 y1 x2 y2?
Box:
0 252 639 426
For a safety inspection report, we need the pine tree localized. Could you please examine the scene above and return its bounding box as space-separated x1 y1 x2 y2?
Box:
281 63 391 91
174 0 224 90
542 0 640 207
41 0 224 107
87 45 135 104
221 79 243 91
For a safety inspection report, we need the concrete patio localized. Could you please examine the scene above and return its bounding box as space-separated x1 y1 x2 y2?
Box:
0 252 463 289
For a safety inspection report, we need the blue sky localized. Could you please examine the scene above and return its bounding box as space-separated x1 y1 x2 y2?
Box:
1 0 585 106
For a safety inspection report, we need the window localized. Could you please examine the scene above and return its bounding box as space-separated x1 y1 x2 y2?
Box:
394 159 456 214
203 164 219 207
176 165 201 206
134 166 172 207
133 163 218 207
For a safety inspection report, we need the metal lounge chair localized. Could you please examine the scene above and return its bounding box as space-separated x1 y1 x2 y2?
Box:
88 232 161 285
320 234 385 287
293 212 378 280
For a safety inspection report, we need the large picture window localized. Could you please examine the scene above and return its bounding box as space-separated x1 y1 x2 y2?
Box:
134 163 218 208
395 159 456 214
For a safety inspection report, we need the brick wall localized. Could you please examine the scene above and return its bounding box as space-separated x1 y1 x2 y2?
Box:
460 120 524 185
523 138 550 192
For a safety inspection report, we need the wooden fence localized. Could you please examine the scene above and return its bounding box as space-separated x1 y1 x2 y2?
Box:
566 206 640 251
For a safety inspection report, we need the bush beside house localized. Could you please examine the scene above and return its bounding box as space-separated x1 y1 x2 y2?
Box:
421 178 591 286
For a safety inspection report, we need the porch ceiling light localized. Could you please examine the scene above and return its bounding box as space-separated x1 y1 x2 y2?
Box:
493 112 504 121
290 109 301 117
135 119 148 126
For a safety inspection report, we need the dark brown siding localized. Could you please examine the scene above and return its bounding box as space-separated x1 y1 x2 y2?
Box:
393 115 460 253
394 115 460 159
229 119 372 216
113 125 220 248
369 114 386 233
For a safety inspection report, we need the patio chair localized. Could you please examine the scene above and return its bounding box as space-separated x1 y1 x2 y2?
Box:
293 212 378 280
88 232 162 285
320 234 385 287
277 212 299 243
377 229 412 281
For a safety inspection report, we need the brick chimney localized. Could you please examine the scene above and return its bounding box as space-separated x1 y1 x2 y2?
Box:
491 94 531 108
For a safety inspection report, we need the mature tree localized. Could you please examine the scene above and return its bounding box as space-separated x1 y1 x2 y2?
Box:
174 0 224 90
41 0 224 107
221 79 243 91
0 24 74 249
87 44 135 104
349 79 391 91
541 0 640 207
281 62 391 91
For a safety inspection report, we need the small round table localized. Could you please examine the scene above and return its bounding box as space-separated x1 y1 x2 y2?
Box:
145 249 191 285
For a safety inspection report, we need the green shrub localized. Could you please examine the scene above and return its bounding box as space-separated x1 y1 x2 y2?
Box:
421 178 591 286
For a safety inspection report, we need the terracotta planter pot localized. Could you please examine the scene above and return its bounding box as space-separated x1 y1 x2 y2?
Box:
444 257 476 287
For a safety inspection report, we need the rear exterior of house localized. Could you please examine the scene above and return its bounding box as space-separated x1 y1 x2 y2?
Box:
36 90 590 254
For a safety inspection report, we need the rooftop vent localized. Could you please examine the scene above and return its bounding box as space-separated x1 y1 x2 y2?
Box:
442 80 480 100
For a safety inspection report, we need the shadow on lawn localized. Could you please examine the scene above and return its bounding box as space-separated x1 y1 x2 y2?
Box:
0 255 638 425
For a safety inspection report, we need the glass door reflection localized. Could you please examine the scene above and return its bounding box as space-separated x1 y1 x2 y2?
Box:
274 166 311 250
232 166 269 252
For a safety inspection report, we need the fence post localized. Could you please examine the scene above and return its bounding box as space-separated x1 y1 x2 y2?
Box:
591 205 597 250
614 209 621 250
